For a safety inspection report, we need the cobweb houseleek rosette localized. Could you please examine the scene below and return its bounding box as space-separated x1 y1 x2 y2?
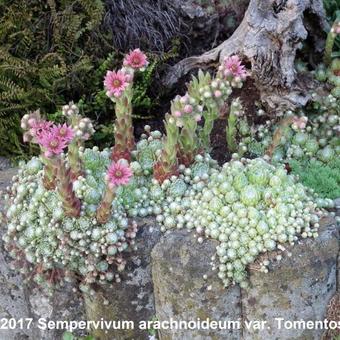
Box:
96 160 133 224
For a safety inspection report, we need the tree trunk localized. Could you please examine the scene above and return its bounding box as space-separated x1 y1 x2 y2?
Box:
165 0 329 112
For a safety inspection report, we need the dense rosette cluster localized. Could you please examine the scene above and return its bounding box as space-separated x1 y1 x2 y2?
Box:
152 157 325 288
241 104 340 165
0 124 333 290
1 131 163 289
1 48 337 295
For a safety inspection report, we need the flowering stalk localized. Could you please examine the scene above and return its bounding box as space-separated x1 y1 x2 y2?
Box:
62 103 95 180
324 20 340 66
96 187 116 224
169 94 201 166
41 155 57 190
265 116 300 158
189 71 216 150
104 49 148 162
21 111 57 190
23 113 81 217
178 116 199 166
54 158 81 218
112 94 134 162
68 141 84 180
96 160 133 224
154 56 247 180
200 106 219 150
153 114 179 183
226 98 244 153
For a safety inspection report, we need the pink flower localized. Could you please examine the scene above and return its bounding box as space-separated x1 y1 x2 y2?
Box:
54 123 74 143
214 90 222 98
104 70 130 98
183 105 193 114
106 160 133 189
179 95 189 104
223 55 247 79
30 120 53 141
194 114 202 122
38 130 68 157
123 49 148 70
292 116 308 130
173 110 182 117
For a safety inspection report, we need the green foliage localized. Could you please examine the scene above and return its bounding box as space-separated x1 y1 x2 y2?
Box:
323 1 340 58
290 158 340 199
132 59 158 114
324 0 340 23
0 0 113 156
132 46 180 117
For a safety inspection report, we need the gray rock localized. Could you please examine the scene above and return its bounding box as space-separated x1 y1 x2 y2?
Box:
26 284 85 340
152 217 339 340
0 157 11 171
151 230 242 340
242 216 339 340
84 217 162 340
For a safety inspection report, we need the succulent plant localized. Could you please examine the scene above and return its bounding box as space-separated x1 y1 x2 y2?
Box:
154 55 248 183
1 49 337 295
152 156 327 288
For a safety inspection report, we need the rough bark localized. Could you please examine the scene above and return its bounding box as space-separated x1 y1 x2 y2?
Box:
165 0 329 112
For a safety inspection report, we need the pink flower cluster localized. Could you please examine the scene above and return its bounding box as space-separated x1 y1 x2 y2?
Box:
123 49 148 70
37 123 74 157
105 160 133 189
221 55 248 80
26 118 74 157
171 94 202 124
292 116 308 130
104 49 148 99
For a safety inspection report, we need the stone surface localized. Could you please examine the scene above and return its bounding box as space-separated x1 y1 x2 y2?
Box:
84 217 162 340
242 216 339 340
152 218 339 340
0 157 11 171
152 230 242 340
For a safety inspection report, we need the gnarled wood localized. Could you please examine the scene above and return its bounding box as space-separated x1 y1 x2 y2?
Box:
165 0 329 111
